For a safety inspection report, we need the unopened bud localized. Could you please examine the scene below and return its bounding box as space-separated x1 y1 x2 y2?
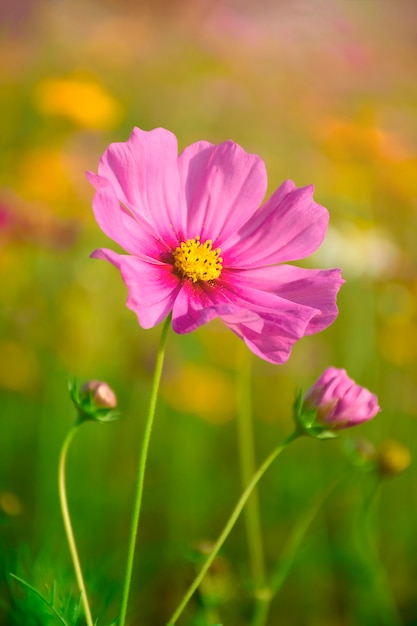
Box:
69 377 120 423
376 440 411 478
190 540 232 606
343 437 376 469
352 438 376 460
190 541 228 575
80 380 117 409
295 367 380 438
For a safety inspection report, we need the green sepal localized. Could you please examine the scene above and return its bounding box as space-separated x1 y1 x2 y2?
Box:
305 426 338 440
293 388 338 440
68 377 120 424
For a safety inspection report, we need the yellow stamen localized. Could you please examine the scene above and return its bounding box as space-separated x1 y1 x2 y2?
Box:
173 235 223 283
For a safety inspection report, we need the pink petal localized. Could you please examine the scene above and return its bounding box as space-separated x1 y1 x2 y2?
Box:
178 139 267 245
337 385 379 424
91 249 180 328
87 172 168 261
223 182 329 267
210 264 343 363
97 127 184 247
172 279 242 334
221 313 303 364
224 265 344 335
211 272 318 363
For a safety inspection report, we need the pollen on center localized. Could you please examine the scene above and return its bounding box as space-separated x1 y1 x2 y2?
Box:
173 236 223 283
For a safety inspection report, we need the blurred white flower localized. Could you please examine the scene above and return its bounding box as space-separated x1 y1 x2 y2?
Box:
311 222 400 278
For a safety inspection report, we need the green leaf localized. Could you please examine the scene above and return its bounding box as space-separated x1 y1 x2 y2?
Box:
9 573 69 626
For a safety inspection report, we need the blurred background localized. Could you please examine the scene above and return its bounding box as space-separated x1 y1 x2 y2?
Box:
1 0 417 624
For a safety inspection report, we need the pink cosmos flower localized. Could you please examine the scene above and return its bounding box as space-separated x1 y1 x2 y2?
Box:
304 367 380 429
88 127 343 364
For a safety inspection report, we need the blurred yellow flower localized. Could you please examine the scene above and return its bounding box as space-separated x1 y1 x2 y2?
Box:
317 111 417 204
19 147 73 204
377 440 411 478
34 77 122 130
162 362 235 424
320 114 413 164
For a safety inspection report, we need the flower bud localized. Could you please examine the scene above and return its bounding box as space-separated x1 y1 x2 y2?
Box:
80 380 117 409
293 367 380 439
303 367 380 430
189 540 233 607
376 439 411 478
343 437 376 469
69 377 120 423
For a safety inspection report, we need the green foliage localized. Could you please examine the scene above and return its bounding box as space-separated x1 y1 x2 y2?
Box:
9 573 82 626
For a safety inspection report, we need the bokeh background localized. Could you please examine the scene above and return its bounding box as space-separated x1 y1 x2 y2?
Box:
1 0 417 624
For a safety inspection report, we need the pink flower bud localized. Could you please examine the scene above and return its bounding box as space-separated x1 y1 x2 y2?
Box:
304 367 380 429
81 380 117 409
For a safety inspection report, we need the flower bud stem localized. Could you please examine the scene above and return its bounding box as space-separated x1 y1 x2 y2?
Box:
167 430 301 625
118 314 171 626
58 425 95 626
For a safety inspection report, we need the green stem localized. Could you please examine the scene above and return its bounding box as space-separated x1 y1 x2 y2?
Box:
119 314 171 626
236 346 265 588
251 472 343 626
358 479 403 626
58 425 94 626
167 430 301 625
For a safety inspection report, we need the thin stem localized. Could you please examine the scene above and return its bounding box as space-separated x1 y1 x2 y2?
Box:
58 425 95 626
358 479 403 626
251 472 344 626
167 430 301 626
119 314 171 626
236 346 265 588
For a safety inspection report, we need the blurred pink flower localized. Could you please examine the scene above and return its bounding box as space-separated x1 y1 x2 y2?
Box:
88 127 343 363
0 204 10 227
304 367 380 429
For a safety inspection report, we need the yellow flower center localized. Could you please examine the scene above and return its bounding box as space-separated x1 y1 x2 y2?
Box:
173 236 223 283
